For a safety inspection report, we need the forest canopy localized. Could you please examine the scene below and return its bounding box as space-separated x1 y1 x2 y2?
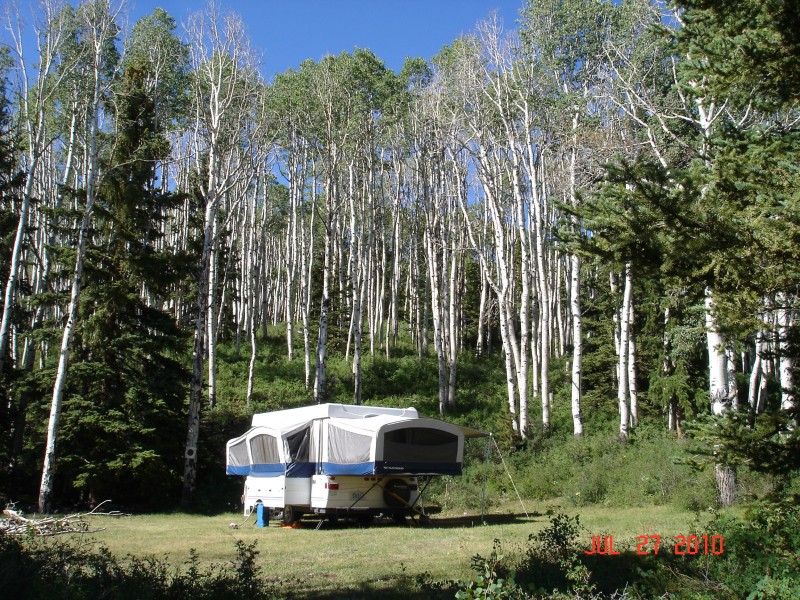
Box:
0 0 796 517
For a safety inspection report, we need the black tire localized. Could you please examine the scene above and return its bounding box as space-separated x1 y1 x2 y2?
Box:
282 505 302 526
382 478 412 508
356 513 374 526
391 512 407 525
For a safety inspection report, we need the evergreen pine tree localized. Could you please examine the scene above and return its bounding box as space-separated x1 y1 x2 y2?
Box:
55 58 190 508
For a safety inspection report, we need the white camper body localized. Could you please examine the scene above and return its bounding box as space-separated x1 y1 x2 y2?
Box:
226 403 465 523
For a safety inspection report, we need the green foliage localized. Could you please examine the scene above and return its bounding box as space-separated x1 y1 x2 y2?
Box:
439 505 800 598
0 44 25 480
514 512 603 597
702 504 800 598
0 535 277 599
193 403 253 514
124 7 189 128
684 410 800 482
678 0 800 110
510 424 717 510
20 37 195 510
455 540 524 600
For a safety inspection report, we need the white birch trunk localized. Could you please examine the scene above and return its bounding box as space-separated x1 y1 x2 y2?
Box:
777 294 796 417
314 196 333 403
705 290 736 506
628 300 639 428
207 213 218 408
570 252 583 437
617 263 632 441
38 1 112 510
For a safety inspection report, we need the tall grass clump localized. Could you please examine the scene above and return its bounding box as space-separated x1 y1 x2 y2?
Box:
511 426 718 510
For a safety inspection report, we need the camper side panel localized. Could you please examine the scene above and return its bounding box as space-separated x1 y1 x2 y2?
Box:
243 475 286 516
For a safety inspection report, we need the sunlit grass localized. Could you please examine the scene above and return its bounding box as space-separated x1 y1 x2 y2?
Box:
81 501 708 596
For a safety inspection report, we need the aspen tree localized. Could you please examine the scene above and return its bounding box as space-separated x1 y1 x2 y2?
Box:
40 0 122 513
182 2 263 506
0 0 78 377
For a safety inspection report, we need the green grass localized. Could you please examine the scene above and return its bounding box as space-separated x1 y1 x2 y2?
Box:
80 501 703 597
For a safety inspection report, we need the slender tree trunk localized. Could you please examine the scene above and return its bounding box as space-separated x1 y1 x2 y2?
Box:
570 252 583 437
748 328 764 424
182 190 217 507
628 301 638 428
39 195 96 513
38 8 109 510
617 263 633 442
706 289 736 506
246 184 258 406
777 293 796 419
302 176 316 390
314 201 333 403
207 212 218 408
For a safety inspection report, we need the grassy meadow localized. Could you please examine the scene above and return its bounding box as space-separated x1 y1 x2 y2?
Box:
5 326 794 598
80 501 705 597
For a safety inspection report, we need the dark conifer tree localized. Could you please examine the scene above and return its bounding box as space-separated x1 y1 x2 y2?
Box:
54 58 191 509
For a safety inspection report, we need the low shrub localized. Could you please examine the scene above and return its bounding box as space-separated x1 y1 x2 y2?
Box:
445 503 800 599
0 534 278 600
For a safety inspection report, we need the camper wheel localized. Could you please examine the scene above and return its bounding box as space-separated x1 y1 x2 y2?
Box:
383 478 412 508
356 513 374 526
282 505 303 526
391 512 407 525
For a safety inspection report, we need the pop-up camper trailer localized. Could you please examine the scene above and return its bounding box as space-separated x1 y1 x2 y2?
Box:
226 403 467 524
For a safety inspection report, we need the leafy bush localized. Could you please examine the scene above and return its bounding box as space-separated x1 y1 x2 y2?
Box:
455 540 525 600
701 503 800 598
0 534 278 600
444 504 800 599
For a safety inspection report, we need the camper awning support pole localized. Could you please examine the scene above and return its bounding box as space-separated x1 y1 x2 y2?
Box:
410 477 432 511
481 433 492 525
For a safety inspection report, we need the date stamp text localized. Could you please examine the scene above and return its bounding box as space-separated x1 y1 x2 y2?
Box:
584 534 725 556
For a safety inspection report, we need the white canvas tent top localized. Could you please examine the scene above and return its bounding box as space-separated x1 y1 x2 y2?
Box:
226 403 479 478
321 415 464 476
249 402 418 428
226 418 314 478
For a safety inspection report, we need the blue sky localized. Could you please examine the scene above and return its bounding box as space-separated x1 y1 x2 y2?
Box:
126 1 525 79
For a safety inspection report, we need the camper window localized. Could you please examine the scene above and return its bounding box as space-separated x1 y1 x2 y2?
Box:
384 427 458 463
284 427 310 463
328 428 372 464
249 433 280 464
228 439 249 467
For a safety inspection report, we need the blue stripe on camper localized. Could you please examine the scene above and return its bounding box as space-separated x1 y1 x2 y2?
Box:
226 465 252 476
286 462 315 478
320 462 375 475
319 461 463 476
375 461 463 476
250 463 286 475
226 463 316 477
225 463 284 476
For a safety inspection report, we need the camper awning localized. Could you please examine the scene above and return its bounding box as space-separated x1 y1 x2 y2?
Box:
458 425 490 439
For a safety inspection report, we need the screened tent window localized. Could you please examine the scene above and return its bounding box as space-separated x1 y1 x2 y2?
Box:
284 427 310 463
328 427 372 464
384 427 458 463
228 439 249 467
249 433 280 464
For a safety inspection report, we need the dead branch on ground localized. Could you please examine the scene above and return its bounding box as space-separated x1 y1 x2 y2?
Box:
1 499 129 536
